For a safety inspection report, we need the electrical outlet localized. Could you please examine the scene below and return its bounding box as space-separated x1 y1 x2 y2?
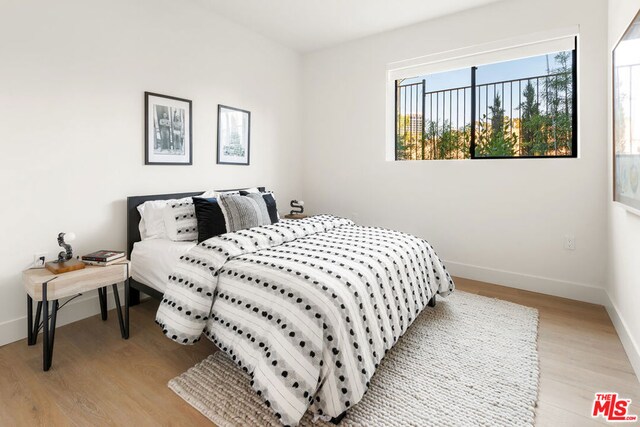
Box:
33 253 47 268
564 235 576 251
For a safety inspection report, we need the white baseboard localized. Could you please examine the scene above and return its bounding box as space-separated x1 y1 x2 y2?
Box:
445 260 607 305
0 285 124 347
605 295 640 381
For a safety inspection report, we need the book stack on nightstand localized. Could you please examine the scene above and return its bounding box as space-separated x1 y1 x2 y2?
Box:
82 250 125 266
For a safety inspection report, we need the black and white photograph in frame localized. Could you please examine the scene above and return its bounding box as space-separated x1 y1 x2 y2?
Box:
145 92 192 165
217 104 250 165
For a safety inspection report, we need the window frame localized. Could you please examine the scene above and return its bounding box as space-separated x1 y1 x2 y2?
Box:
393 38 578 160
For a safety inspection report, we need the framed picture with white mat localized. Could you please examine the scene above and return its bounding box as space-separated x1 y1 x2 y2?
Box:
145 92 192 165
217 104 251 166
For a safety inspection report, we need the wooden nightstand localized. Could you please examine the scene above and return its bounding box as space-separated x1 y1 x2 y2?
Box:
23 261 130 371
284 214 308 219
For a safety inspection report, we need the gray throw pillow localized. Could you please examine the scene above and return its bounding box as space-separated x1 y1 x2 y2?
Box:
218 193 272 232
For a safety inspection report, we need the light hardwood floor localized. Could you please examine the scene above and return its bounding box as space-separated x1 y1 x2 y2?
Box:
0 277 638 426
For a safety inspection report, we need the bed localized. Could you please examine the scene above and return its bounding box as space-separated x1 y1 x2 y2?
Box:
127 190 454 426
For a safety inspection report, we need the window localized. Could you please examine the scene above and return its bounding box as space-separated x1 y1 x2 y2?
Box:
394 40 577 160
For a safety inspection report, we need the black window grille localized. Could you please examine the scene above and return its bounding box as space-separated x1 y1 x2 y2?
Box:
395 39 577 160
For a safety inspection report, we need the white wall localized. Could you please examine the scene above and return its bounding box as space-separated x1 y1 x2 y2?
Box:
607 0 640 378
0 0 302 345
301 0 609 304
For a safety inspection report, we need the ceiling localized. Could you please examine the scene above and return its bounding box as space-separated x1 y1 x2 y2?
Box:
202 0 506 53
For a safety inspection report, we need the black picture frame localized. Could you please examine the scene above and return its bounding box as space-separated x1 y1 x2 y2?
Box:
217 104 251 166
613 10 640 215
144 92 193 165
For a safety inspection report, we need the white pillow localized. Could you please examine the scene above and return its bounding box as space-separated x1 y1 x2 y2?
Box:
138 214 149 240
137 200 170 240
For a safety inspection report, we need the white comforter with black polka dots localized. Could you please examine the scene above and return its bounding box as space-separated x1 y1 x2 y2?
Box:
156 215 454 426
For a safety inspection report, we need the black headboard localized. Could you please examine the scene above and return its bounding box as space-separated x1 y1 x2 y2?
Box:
126 187 265 259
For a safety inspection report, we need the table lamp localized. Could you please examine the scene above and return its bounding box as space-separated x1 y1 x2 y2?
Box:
45 232 86 274
290 200 305 215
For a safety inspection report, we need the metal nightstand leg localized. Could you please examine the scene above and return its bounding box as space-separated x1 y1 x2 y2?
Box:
41 282 59 372
124 277 130 339
48 300 59 370
27 296 43 346
112 282 129 340
42 286 48 371
98 287 108 321
27 295 33 345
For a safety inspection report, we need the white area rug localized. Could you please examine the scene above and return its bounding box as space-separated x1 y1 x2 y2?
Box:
169 291 539 426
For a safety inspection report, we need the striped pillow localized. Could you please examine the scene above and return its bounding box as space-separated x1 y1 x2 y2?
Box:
163 197 199 241
239 190 279 224
218 193 272 232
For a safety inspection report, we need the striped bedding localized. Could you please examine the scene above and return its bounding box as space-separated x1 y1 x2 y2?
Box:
156 215 454 426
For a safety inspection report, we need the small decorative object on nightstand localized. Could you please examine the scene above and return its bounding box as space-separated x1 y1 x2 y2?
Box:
45 232 85 274
23 261 130 371
285 200 307 219
289 200 305 215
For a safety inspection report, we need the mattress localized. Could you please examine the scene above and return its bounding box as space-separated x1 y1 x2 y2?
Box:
131 239 197 293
